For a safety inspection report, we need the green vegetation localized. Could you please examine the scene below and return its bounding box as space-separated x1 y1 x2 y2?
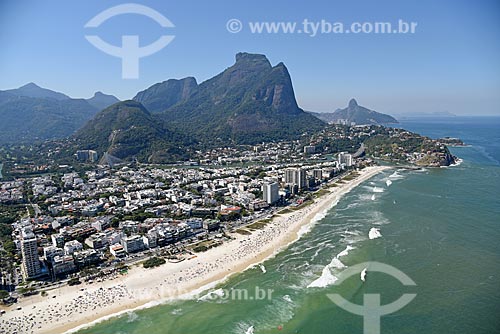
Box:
143 256 166 268
247 219 272 230
191 240 223 253
68 278 81 286
192 245 208 252
342 172 359 181
0 204 23 256
0 94 100 144
313 189 331 198
153 53 325 145
364 129 450 161
0 290 9 300
17 286 38 296
235 229 252 235
75 101 195 163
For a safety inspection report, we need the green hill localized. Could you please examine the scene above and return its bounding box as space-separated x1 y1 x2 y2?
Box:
0 94 98 143
0 84 119 144
74 100 194 162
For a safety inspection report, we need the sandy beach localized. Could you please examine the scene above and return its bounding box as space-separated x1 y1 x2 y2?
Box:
0 165 390 334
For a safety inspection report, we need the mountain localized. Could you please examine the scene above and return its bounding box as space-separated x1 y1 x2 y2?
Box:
4 82 70 100
310 99 398 125
74 100 193 162
86 92 120 110
133 77 198 113
148 52 326 143
0 93 99 143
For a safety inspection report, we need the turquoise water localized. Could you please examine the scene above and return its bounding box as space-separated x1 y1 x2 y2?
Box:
78 117 500 334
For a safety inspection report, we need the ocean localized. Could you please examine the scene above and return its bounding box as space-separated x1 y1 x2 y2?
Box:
76 116 500 334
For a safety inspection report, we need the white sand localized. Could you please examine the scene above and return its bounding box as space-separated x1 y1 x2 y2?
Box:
0 166 390 334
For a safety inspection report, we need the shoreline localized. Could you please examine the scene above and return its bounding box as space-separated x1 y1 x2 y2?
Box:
0 166 390 334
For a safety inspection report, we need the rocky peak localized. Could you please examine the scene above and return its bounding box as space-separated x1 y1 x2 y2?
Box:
348 98 358 108
234 52 272 70
132 77 198 113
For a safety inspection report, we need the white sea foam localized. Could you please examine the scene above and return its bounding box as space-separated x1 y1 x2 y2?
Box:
259 264 267 274
337 245 354 258
343 230 360 236
360 268 367 282
385 179 392 187
170 308 183 316
307 264 338 288
66 167 391 334
197 288 225 301
126 311 138 323
368 227 382 240
283 295 293 303
307 245 354 288
296 210 329 238
389 171 404 179
330 258 346 269
312 211 328 224
373 187 384 193
338 201 361 210
343 230 367 244
448 158 463 167
371 194 376 201
297 224 312 238
368 210 391 226
413 168 428 173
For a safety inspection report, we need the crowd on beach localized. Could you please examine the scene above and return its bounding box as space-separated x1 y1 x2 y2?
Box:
160 205 317 289
0 284 132 334
0 168 380 334
0 204 316 334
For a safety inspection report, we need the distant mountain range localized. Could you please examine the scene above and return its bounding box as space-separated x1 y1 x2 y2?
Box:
4 82 70 100
0 83 120 143
309 99 398 125
2 53 405 162
86 91 120 110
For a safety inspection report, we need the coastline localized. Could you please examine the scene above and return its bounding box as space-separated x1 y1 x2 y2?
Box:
0 165 390 334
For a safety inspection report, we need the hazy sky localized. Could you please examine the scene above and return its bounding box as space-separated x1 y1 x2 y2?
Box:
1 0 499 115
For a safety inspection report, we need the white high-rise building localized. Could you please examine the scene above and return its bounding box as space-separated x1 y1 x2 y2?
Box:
296 168 307 189
338 152 353 167
284 168 307 189
263 182 279 204
313 169 323 180
284 168 296 184
21 228 41 279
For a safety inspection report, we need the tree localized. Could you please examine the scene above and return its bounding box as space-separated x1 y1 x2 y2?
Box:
68 278 81 286
0 290 9 300
143 257 166 268
3 240 16 255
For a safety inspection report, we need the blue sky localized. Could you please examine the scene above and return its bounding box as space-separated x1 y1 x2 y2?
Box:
0 0 499 115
